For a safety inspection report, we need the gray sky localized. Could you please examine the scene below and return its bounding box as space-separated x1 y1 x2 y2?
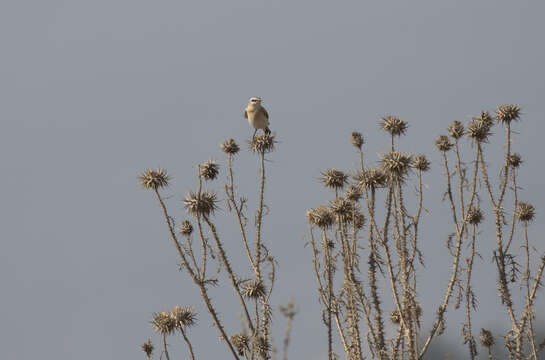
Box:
1 1 544 359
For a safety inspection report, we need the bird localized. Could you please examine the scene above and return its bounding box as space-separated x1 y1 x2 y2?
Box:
244 97 271 139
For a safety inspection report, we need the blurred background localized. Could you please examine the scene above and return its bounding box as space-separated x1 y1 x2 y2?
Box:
1 0 544 359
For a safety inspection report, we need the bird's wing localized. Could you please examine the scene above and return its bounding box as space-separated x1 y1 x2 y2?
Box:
261 107 269 119
244 109 248 119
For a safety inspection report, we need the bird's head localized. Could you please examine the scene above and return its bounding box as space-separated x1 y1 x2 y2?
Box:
249 97 263 107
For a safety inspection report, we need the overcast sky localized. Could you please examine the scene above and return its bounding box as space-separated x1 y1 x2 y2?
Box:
1 1 545 359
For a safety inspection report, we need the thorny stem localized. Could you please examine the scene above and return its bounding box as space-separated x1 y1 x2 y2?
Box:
367 187 387 359
323 228 334 360
522 222 538 360
152 189 240 360
203 215 255 334
419 145 480 359
162 333 171 360
464 224 478 360
454 140 466 236
226 153 257 271
180 327 197 360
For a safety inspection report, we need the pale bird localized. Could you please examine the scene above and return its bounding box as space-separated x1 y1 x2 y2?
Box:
244 97 271 139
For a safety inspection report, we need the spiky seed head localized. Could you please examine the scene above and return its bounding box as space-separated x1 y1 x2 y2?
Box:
307 206 335 229
435 135 453 152
351 211 366 230
329 198 355 218
350 131 364 149
250 133 275 153
390 310 401 324
496 104 522 124
183 191 218 217
448 120 465 139
179 220 193 236
380 152 412 183
354 168 387 189
321 169 348 190
230 334 250 356
170 306 196 329
345 184 363 202
381 116 408 137
467 119 492 143
151 311 176 335
252 335 271 359
466 206 484 225
480 328 495 348
515 202 535 222
141 339 154 358
243 279 266 299
508 153 522 168
474 111 494 128
221 138 240 155
139 168 170 190
199 160 219 180
411 154 430 172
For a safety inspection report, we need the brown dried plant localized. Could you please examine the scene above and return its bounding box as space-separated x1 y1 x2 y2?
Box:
139 103 544 360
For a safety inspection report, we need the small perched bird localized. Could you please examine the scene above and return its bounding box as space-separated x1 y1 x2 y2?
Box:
244 97 271 139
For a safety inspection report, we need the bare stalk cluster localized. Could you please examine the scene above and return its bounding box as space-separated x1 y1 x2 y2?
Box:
306 106 544 359
139 133 296 360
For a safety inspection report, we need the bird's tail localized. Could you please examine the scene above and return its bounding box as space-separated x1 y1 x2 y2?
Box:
265 127 271 135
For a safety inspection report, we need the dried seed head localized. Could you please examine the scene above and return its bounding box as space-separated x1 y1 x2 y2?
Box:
480 328 495 348
435 135 453 152
380 152 412 183
141 339 154 358
390 310 401 324
467 119 492 143
183 191 218 217
199 160 219 180
448 120 465 139
221 138 240 155
508 153 522 168
351 211 366 230
250 133 275 153
307 206 335 229
170 306 196 329
411 154 430 172
515 202 535 222
151 311 176 335
243 279 266 299
252 335 271 359
179 220 193 236
496 104 522 124
381 116 408 137
350 131 364 149
354 168 388 189
321 169 348 190
474 111 494 128
139 168 170 190
230 334 250 356
466 206 484 225
345 184 363 202
329 198 355 218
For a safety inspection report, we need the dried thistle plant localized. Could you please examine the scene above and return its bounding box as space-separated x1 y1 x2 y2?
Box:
250 133 276 153
139 168 170 190
183 190 218 217
381 116 408 137
350 131 364 149
496 104 522 124
435 134 453 152
199 160 219 180
515 201 535 222
221 138 240 155
321 169 348 191
141 339 154 359
448 120 465 139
